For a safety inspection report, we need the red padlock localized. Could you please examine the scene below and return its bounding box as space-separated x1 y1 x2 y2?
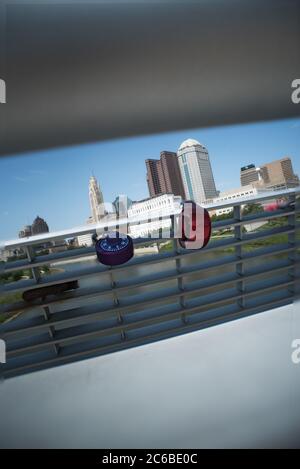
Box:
179 200 211 249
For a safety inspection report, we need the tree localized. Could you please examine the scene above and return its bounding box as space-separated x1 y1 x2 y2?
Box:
242 203 263 216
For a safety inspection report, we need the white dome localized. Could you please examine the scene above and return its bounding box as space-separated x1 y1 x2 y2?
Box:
178 138 204 151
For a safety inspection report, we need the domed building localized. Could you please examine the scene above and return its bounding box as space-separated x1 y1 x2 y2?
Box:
177 138 218 204
178 138 206 151
31 216 49 235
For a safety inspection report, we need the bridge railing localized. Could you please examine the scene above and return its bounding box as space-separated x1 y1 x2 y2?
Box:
0 188 299 378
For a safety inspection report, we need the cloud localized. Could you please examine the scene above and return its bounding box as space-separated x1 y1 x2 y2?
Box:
27 169 48 175
13 169 48 183
14 176 28 182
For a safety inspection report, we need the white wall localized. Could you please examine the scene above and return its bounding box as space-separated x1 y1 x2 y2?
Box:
0 302 299 448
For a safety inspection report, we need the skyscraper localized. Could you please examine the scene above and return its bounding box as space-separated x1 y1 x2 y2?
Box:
18 217 49 239
146 151 185 199
89 175 104 222
240 164 260 186
240 157 299 190
259 157 299 190
146 159 163 197
177 139 218 204
160 151 185 199
31 216 49 235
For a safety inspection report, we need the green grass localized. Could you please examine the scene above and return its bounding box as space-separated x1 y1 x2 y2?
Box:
0 292 23 324
159 241 174 253
0 291 23 305
158 225 300 256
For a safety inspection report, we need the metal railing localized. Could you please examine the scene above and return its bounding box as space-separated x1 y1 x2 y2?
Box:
0 188 299 379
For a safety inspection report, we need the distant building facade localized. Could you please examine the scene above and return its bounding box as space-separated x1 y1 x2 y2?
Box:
19 217 49 238
146 151 185 199
0 247 23 262
49 239 67 253
113 195 133 217
241 157 299 191
204 184 266 216
177 139 218 204
146 159 163 197
240 164 261 186
128 193 182 238
77 233 93 247
160 151 185 198
18 225 32 238
259 157 299 190
77 216 94 247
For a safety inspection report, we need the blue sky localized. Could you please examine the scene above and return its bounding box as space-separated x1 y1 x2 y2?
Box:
0 116 299 241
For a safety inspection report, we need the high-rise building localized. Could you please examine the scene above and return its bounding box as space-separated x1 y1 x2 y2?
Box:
160 151 185 199
89 175 104 222
241 157 299 190
146 152 185 199
240 164 261 186
18 217 48 239
260 157 299 190
177 139 218 204
31 216 49 235
146 159 163 197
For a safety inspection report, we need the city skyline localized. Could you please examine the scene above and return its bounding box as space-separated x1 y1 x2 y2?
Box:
0 117 299 241
19 215 49 238
240 157 299 189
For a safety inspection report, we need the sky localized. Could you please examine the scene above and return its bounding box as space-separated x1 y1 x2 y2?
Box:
0 116 299 242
